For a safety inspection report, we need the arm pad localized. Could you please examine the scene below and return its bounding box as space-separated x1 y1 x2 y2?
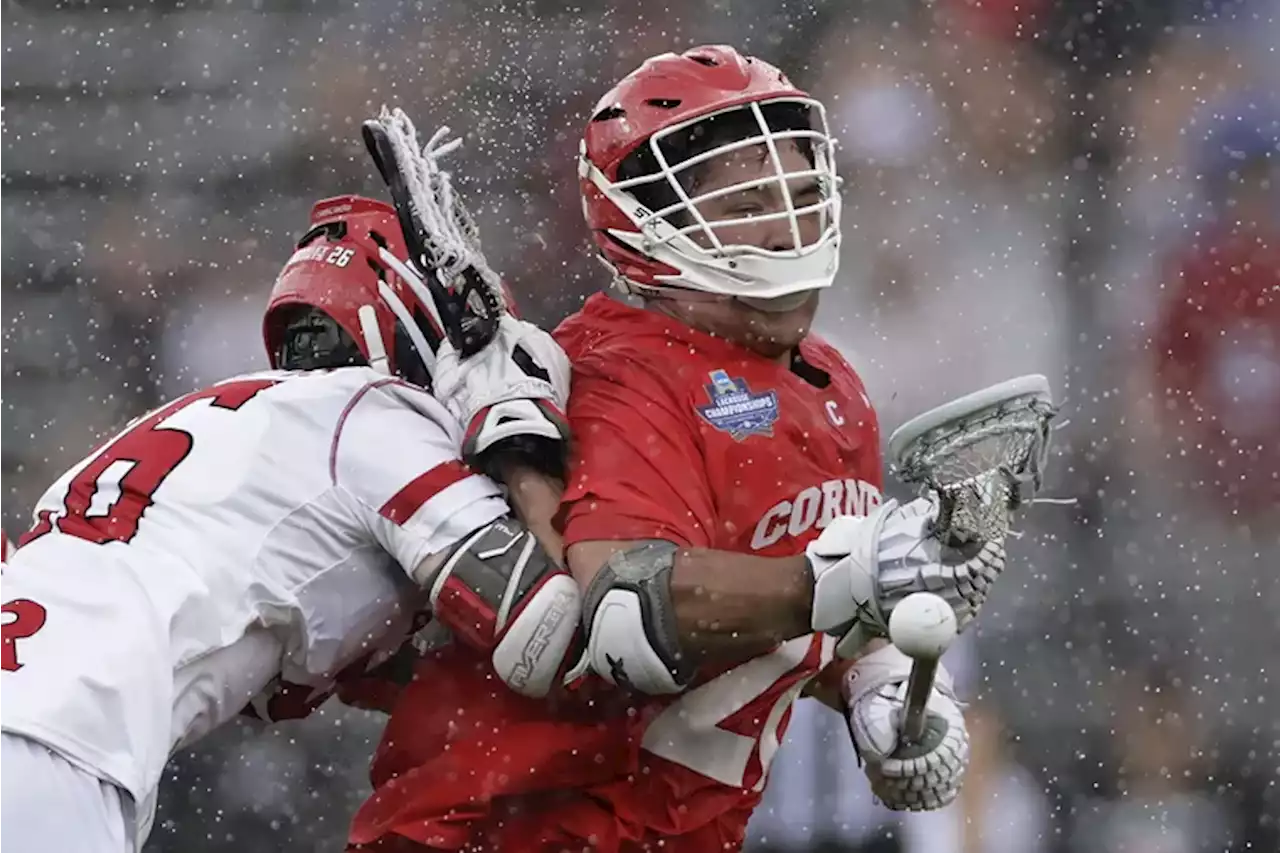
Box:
581 540 693 695
427 517 581 698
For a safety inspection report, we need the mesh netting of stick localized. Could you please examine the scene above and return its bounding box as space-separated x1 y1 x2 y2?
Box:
892 386 1055 545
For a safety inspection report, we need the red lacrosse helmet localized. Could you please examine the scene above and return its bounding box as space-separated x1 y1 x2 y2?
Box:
263 195 442 383
579 45 842 305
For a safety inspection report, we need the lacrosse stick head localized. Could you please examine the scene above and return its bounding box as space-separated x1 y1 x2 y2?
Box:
888 375 1057 545
361 109 505 358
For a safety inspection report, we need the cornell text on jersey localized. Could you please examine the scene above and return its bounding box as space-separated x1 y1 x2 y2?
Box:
750 478 882 549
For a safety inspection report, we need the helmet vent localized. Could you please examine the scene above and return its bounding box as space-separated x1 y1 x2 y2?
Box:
689 54 718 67
645 98 682 109
297 220 346 249
591 105 626 122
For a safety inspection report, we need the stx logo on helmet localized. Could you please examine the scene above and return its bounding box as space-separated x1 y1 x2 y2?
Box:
751 478 882 550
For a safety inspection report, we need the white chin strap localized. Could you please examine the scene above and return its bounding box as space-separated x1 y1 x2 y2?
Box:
357 245 443 381
739 290 813 313
356 305 391 374
604 221 839 301
351 276 438 380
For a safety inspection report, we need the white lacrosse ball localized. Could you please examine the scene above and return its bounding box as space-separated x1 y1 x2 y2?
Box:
888 592 958 659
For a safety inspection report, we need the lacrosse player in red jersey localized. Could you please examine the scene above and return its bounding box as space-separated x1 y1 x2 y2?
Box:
342 48 1058 853
0 177 582 853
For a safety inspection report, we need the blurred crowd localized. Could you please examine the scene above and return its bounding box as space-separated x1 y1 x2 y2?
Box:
3 1 1277 851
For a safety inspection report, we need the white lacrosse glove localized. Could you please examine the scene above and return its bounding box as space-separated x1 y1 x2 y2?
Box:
433 314 572 478
807 497 1006 658
845 643 969 811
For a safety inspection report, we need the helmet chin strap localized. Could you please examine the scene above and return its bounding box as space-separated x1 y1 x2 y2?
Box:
633 287 813 367
737 291 813 314
613 273 728 305
628 279 814 315
357 305 391 375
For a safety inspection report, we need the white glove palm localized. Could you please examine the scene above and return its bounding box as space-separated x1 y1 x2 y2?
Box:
432 314 571 476
807 497 1006 657
845 644 969 811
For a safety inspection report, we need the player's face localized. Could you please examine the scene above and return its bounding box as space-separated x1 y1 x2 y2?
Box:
666 140 822 360
686 140 825 255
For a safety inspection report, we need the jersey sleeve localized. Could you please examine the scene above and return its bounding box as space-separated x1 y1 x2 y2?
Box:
559 356 716 549
331 379 509 576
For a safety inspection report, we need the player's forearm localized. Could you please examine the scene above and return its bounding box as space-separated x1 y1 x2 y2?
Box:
493 460 565 566
569 538 815 693
669 548 813 663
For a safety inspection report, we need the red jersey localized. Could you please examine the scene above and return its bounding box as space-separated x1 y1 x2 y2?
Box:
349 294 882 853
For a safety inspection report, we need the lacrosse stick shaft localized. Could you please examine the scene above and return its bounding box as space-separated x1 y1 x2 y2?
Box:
888 592 958 745
901 657 939 744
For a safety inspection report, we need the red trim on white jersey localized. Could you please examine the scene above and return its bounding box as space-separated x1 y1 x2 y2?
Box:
328 376 438 484
378 461 473 525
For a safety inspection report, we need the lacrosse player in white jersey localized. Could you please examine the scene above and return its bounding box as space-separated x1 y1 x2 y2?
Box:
0 188 580 853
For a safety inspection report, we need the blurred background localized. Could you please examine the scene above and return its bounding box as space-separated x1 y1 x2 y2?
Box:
3 0 1278 851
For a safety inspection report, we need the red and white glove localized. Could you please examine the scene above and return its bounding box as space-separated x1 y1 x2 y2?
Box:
241 614 442 721
431 313 571 479
242 677 333 723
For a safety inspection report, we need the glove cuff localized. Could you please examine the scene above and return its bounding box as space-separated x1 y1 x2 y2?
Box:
806 501 898 640
463 399 570 480
842 643 957 708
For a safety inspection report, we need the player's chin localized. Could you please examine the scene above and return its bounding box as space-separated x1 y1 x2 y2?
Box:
738 292 819 358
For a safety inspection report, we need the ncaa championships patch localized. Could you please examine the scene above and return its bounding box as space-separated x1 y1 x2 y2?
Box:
696 369 780 441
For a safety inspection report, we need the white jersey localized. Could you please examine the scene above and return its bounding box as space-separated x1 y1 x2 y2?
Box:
0 367 507 844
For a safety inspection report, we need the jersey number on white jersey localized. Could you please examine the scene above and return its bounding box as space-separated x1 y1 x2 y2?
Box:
23 380 278 548
1 598 47 671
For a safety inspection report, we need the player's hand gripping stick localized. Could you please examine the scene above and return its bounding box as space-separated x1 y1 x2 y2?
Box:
888 592 958 744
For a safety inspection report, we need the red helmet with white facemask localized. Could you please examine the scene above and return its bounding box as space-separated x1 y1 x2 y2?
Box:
263 195 444 386
579 45 841 306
